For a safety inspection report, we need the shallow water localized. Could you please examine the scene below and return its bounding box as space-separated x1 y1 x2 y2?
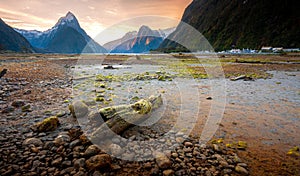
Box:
72 62 300 147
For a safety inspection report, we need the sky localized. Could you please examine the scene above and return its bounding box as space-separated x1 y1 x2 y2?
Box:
0 0 192 43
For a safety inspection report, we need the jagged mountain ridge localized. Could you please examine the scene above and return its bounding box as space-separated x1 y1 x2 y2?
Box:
0 18 34 53
159 0 300 51
104 26 175 53
15 12 106 53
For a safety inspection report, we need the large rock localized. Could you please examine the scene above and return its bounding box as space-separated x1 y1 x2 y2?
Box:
32 116 59 132
85 154 111 170
90 95 163 142
69 101 89 118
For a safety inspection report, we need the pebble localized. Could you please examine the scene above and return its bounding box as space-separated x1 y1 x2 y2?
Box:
54 133 70 146
74 158 86 169
83 145 100 157
155 152 172 169
163 169 175 176
235 165 249 175
85 154 112 170
23 138 43 147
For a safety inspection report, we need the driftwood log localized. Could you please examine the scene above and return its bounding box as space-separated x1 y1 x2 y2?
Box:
88 95 163 141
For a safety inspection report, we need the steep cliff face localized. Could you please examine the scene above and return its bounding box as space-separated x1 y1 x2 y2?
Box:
0 18 34 53
160 0 300 51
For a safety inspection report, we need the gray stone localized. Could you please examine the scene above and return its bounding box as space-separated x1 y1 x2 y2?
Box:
69 101 89 118
109 144 123 156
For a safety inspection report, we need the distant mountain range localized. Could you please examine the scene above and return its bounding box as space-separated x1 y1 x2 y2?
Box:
1 1 299 54
14 12 107 53
160 0 300 51
104 26 175 53
0 18 34 53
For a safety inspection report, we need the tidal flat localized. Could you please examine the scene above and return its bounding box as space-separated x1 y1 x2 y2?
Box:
0 53 299 175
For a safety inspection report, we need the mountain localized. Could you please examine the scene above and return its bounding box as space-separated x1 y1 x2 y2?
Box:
0 18 34 53
103 31 138 52
15 12 106 53
104 26 175 53
159 0 300 51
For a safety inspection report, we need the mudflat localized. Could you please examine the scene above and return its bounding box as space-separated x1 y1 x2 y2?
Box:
0 53 299 175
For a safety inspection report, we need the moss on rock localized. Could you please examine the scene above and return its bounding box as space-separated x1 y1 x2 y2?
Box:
33 116 59 132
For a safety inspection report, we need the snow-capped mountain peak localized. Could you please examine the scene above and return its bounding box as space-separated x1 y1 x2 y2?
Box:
65 11 75 21
14 11 107 53
54 11 79 28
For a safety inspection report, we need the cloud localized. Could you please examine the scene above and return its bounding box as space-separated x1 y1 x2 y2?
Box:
0 0 192 38
105 9 117 15
0 7 55 25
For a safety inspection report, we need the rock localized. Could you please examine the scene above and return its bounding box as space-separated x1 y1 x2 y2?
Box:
56 111 66 117
122 153 135 160
0 68 7 78
24 89 31 95
83 145 100 157
206 97 212 100
32 116 59 132
69 139 81 148
23 138 43 147
163 169 175 176
155 152 172 169
85 154 111 170
237 141 247 150
111 164 121 170
11 99 25 107
1 106 14 113
223 169 232 174
74 158 86 169
212 144 220 152
32 160 41 169
144 162 152 169
171 152 178 158
21 104 31 112
51 157 63 166
109 143 123 156
74 171 85 176
62 160 72 167
184 141 193 147
69 101 89 118
235 165 248 175
54 133 70 146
